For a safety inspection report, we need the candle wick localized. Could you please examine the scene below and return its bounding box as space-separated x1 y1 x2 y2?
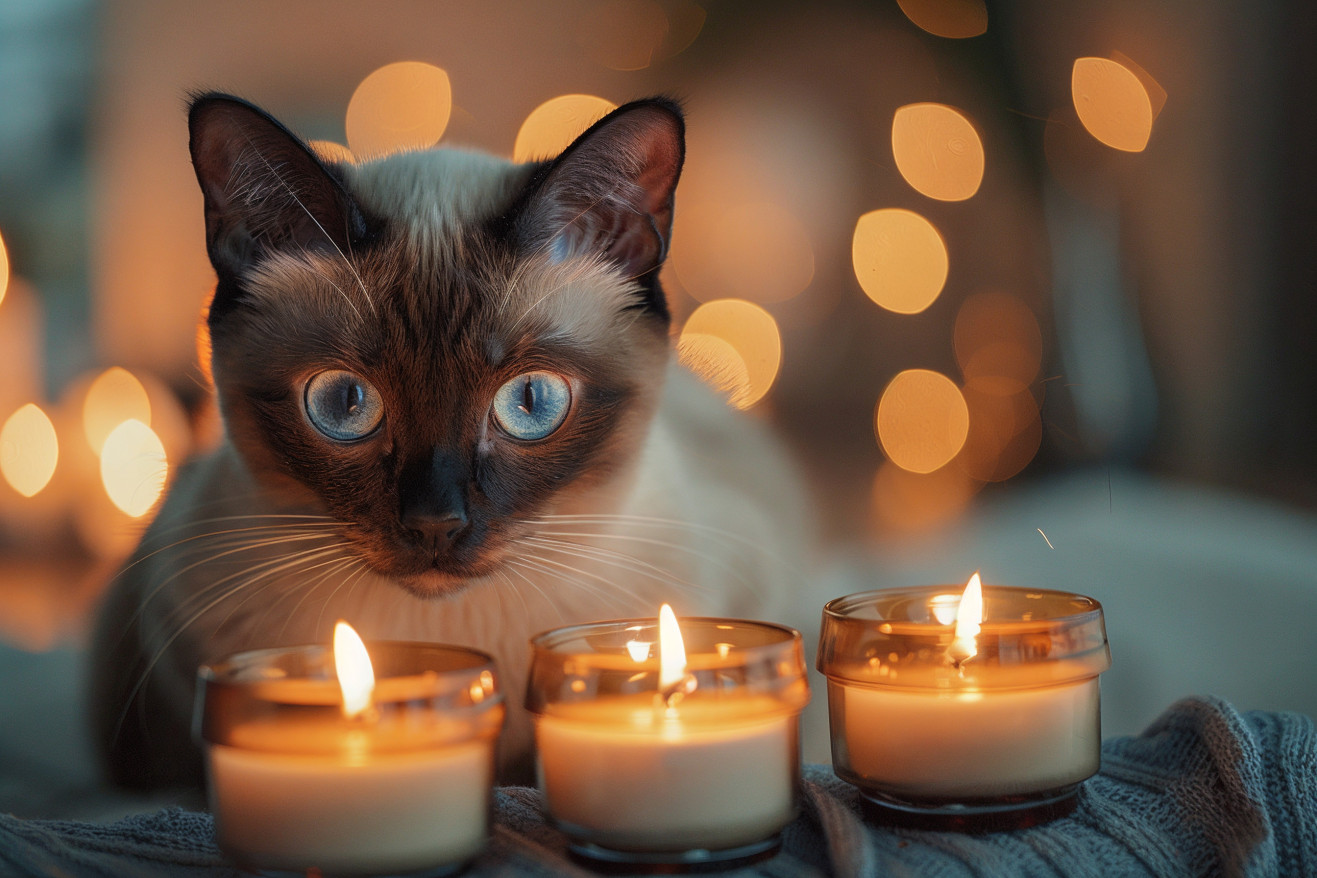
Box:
659 672 697 708
348 704 381 725
947 643 976 671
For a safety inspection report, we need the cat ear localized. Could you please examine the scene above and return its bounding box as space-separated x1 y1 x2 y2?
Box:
517 98 684 285
188 93 365 290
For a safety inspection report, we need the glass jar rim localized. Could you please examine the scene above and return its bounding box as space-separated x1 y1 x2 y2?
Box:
527 616 809 715
198 640 499 703
530 616 803 671
818 585 1110 688
823 585 1104 633
196 640 505 752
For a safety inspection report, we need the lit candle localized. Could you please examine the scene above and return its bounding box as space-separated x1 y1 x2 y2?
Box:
196 623 504 875
818 575 1110 828
527 606 809 867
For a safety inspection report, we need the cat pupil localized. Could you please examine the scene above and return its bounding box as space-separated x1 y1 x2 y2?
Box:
343 382 362 417
520 379 534 414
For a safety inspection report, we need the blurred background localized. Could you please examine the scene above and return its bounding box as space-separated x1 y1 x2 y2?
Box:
1 0 1315 815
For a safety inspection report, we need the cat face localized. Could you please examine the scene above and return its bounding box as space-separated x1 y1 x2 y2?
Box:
189 95 683 596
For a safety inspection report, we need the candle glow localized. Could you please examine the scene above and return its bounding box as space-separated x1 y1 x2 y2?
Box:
818 583 1111 825
949 572 983 665
657 603 688 694
333 621 375 719
199 640 503 874
529 615 808 863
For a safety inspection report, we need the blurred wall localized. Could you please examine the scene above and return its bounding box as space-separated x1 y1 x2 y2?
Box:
0 0 1310 562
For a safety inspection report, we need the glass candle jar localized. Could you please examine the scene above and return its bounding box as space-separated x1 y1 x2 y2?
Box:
196 641 504 877
818 586 1110 830
527 616 809 868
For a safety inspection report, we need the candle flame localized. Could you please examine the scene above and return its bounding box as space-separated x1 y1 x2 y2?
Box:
656 603 697 707
949 572 983 666
333 621 375 719
658 603 687 690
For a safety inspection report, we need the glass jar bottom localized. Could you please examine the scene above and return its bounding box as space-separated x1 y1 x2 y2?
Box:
858 784 1079 832
567 835 781 873
240 859 471 878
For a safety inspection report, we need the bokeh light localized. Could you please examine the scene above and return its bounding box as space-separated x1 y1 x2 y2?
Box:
514 95 617 163
196 289 214 390
1071 56 1154 152
875 369 970 474
1042 107 1112 204
954 291 1043 395
676 332 751 408
83 367 151 456
0 276 43 421
1 404 58 498
1110 50 1167 120
871 460 977 535
958 386 1042 483
680 299 781 409
576 0 670 71
891 103 985 201
100 419 167 517
345 61 452 158
895 0 988 39
671 200 815 304
852 209 948 314
309 139 356 164
0 229 9 307
658 0 707 60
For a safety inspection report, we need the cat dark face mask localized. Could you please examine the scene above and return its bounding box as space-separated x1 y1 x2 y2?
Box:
188 94 683 595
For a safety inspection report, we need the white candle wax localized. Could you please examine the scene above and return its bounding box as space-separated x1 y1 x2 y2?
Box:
208 731 492 875
537 697 797 852
835 676 1101 799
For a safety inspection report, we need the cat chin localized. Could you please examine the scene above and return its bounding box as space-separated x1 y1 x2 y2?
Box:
389 566 494 600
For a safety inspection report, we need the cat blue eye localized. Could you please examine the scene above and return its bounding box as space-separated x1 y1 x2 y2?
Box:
304 370 384 442
491 371 571 441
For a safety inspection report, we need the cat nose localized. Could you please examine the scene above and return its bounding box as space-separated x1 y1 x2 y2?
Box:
403 510 469 555
399 448 470 556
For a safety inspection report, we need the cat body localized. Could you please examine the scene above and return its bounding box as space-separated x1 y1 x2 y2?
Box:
88 94 809 788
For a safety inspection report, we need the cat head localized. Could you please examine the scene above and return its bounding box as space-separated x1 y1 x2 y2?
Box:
188 92 684 595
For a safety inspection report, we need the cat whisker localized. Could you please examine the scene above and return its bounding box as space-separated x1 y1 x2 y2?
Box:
498 560 568 625
530 512 805 580
532 512 777 548
125 517 338 572
491 568 534 624
114 541 354 749
506 554 649 617
529 529 747 576
148 543 353 648
113 528 344 655
214 547 357 641
313 554 377 636
275 555 363 643
521 535 716 598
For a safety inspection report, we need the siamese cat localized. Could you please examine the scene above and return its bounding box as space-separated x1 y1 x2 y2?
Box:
89 93 810 788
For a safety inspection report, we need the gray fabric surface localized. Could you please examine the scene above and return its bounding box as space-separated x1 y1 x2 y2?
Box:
1 695 1313 877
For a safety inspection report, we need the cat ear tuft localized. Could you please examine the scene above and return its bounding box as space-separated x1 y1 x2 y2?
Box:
517 98 684 290
188 93 365 295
